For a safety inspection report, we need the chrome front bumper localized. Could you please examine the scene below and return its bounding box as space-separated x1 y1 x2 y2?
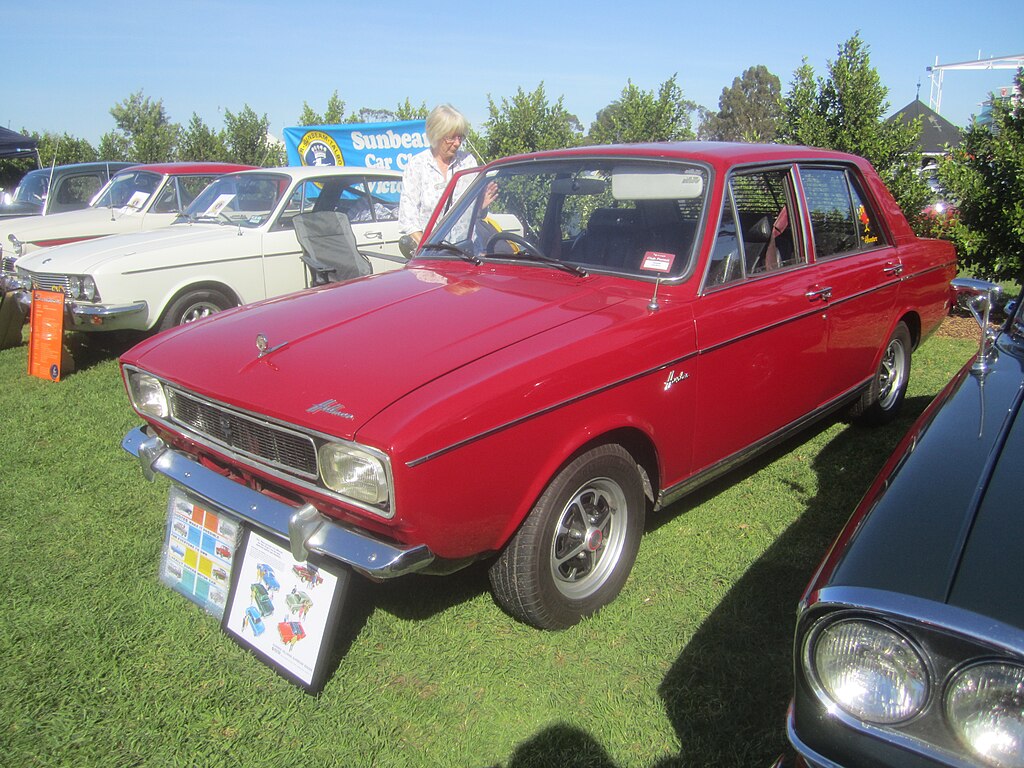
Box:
10 289 147 329
122 426 434 579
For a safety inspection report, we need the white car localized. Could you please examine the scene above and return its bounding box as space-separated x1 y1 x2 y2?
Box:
11 166 406 332
0 162 255 278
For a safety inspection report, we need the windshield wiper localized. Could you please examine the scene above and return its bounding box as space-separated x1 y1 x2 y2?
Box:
420 241 482 265
481 248 588 277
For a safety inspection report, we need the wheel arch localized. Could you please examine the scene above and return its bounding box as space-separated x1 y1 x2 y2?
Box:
492 424 661 550
153 280 242 328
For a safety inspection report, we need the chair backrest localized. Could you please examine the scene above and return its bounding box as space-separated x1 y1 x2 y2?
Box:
293 211 371 284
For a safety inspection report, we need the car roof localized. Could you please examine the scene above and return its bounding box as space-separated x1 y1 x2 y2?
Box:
116 162 259 176
227 165 403 180
22 161 135 176
488 141 867 170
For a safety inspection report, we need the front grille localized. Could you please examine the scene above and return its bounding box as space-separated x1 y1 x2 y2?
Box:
167 388 318 479
25 271 73 293
2 255 17 275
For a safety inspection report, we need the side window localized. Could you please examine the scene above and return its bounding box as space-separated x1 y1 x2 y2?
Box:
53 174 105 210
706 168 802 287
151 182 180 214
848 176 886 248
363 176 401 222
800 167 887 258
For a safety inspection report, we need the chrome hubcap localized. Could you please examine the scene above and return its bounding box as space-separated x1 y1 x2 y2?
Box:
878 337 907 409
549 477 628 599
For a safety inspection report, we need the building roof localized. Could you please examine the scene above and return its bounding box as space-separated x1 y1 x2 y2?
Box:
887 100 962 156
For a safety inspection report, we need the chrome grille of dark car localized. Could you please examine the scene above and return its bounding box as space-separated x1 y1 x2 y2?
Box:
167 388 318 479
25 271 73 293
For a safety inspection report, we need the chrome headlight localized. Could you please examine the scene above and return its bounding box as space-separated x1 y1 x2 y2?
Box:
67 275 81 299
318 443 390 506
81 275 98 302
946 661 1024 768
806 617 928 724
126 371 169 419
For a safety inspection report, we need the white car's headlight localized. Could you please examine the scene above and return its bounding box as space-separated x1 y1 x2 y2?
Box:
81 275 98 302
318 443 389 506
806 617 928 724
946 661 1024 768
67 275 81 299
126 371 169 419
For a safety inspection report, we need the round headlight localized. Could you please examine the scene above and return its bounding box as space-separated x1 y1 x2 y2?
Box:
946 662 1024 768
318 443 389 506
127 371 168 419
81 275 98 302
807 617 928 724
67 275 82 299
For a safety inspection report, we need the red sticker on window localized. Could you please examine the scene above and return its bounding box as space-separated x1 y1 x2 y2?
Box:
641 251 675 273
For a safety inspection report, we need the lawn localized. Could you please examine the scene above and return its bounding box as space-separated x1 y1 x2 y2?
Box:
0 325 976 767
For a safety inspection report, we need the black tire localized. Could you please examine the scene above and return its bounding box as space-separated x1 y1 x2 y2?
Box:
850 321 912 426
158 289 232 331
488 444 645 630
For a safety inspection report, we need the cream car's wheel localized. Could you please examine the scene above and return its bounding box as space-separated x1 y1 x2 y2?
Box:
489 444 645 629
159 289 232 331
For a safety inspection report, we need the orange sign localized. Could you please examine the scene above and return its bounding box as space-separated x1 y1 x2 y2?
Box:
28 289 66 381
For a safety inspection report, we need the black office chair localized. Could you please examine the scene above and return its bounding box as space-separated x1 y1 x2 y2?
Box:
293 211 372 286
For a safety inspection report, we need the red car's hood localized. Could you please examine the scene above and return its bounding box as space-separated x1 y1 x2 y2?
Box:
123 263 629 440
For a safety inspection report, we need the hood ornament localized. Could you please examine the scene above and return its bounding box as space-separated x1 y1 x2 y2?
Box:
255 332 288 359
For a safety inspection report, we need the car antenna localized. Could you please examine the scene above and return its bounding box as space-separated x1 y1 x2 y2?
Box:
648 278 662 312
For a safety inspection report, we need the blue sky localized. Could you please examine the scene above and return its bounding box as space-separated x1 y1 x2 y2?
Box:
3 0 1021 148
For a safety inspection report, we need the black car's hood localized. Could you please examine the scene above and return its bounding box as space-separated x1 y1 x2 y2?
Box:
822 335 1024 630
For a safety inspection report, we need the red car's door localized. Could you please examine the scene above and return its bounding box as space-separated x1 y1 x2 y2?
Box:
690 166 829 473
797 165 901 396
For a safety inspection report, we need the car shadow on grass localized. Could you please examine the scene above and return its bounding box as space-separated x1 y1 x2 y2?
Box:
488 395 935 767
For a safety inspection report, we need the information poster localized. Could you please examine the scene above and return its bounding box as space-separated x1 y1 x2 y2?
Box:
223 527 350 692
160 487 241 619
27 289 65 381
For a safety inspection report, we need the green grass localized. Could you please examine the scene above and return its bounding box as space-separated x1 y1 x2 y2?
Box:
0 327 976 767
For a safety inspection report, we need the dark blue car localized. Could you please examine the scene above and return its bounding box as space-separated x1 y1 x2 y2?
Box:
779 279 1024 768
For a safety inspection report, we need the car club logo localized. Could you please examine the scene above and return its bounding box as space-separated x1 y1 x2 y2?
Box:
297 130 344 167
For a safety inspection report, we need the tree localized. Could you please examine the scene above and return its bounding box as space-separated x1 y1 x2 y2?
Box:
699 65 782 142
481 83 582 161
394 99 429 120
101 90 179 162
938 69 1024 287
298 90 347 125
779 34 929 233
177 114 227 162
588 74 696 145
222 105 282 166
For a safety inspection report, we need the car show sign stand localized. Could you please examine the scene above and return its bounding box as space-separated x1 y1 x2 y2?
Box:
222 526 351 693
27 289 73 380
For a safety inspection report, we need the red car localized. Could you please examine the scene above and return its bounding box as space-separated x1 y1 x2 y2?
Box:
122 143 955 630
278 621 305 646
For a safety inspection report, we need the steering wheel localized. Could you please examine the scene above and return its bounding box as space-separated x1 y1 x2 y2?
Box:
485 231 544 258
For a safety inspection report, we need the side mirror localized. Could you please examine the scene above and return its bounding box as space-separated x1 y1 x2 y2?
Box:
952 277 1003 375
398 235 417 259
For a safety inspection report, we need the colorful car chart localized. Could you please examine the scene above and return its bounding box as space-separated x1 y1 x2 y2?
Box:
160 486 240 618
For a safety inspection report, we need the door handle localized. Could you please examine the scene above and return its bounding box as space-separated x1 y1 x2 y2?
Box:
883 261 904 276
805 286 833 302
364 231 383 240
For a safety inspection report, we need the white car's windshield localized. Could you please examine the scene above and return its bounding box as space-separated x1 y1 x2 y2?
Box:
422 158 709 279
92 170 163 211
182 173 289 228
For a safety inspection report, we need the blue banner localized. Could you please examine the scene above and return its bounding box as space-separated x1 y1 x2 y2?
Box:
283 120 428 172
